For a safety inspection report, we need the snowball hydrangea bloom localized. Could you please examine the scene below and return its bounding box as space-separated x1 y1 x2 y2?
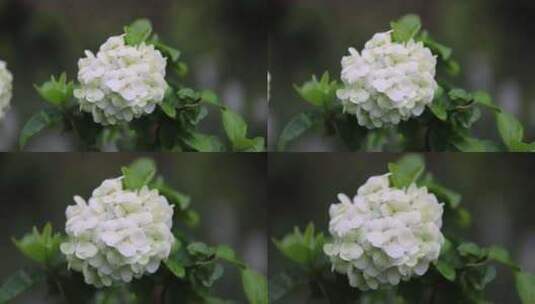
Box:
337 31 438 129
0 60 13 120
74 35 167 125
323 174 444 290
60 177 174 287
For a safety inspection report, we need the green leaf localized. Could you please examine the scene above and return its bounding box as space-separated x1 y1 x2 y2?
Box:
151 177 191 210
121 158 157 190
164 239 186 278
424 179 461 208
179 209 200 228
473 91 501 112
452 135 502 152
446 59 461 76
221 108 247 144
177 88 200 101
174 62 189 78
388 154 425 189
216 245 246 269
497 111 528 151
201 264 224 287
456 207 472 228
488 246 520 270
220 107 263 151
516 272 535 304
241 269 268 304
184 132 225 152
165 258 186 279
188 242 215 257
470 266 496 290
160 87 178 118
19 108 63 149
124 19 153 46
154 42 181 62
429 86 448 121
273 237 310 266
233 137 265 152
277 111 321 151
457 242 484 258
201 90 219 106
390 14 422 43
294 72 338 107
451 108 481 129
448 88 472 102
418 31 452 61
0 269 46 303
273 224 325 267
34 73 74 106
12 223 62 265
435 260 456 281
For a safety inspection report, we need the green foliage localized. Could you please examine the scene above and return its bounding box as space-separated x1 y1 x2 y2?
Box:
390 14 421 43
121 158 156 190
0 269 46 303
421 174 462 208
418 31 452 61
154 41 181 63
497 111 535 152
151 176 191 210
516 272 535 304
294 72 338 108
2 158 263 303
34 73 73 106
165 241 186 279
19 108 63 149
277 110 322 151
183 132 226 152
271 155 532 303
241 269 268 304
222 108 265 152
20 18 264 152
12 223 62 266
387 154 425 189
281 13 530 152
216 245 246 269
488 246 519 270
124 19 153 46
273 223 325 268
222 108 248 144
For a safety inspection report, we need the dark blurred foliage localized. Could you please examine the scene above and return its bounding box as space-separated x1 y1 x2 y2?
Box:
0 153 267 302
0 0 267 150
269 0 535 150
269 153 535 303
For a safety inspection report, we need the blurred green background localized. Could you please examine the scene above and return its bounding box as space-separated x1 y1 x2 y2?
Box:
0 0 267 151
269 153 535 303
0 153 267 303
269 0 535 151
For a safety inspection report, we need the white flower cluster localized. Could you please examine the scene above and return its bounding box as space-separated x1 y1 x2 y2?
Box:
337 31 438 129
324 174 444 290
74 35 167 125
0 60 13 120
60 177 175 287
